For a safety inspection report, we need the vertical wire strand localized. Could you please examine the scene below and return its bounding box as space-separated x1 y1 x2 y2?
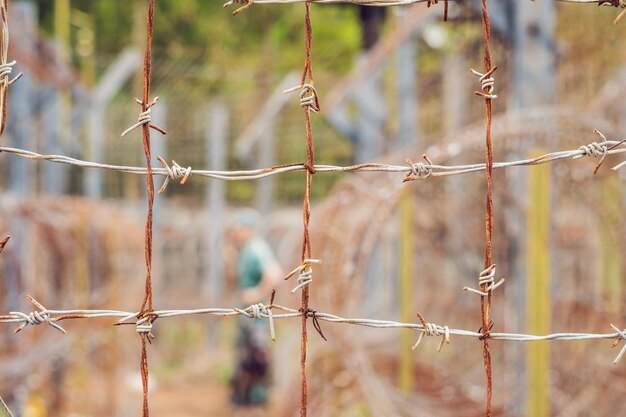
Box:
0 0 10 137
479 1 494 416
300 2 315 416
139 1 156 416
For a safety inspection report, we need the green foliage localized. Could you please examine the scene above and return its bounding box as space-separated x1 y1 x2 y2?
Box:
46 1 361 95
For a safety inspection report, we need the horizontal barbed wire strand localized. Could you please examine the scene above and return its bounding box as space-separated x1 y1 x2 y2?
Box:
0 140 623 184
225 0 621 6
2 300 625 350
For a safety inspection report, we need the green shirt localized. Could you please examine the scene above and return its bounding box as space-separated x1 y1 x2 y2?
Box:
237 237 276 290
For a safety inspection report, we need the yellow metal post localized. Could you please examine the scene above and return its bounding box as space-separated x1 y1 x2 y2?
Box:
599 175 623 313
55 0 71 48
399 187 414 393
526 150 551 417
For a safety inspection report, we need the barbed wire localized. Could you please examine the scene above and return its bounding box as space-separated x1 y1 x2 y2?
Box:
3 295 626 363
0 0 22 137
1 0 624 416
224 0 621 5
224 0 626 24
0 138 623 190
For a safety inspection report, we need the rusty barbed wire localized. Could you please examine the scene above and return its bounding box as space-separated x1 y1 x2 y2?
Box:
475 1 496 415
3 295 626 363
0 0 23 137
222 0 622 5
0 1 624 416
0 138 624 185
118 1 161 416
223 0 626 24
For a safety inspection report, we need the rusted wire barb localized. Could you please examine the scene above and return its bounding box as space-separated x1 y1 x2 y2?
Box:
121 97 166 137
156 156 191 195
404 154 434 182
610 324 626 363
284 259 322 293
10 295 67 334
224 0 253 15
413 312 450 352
0 0 22 137
576 129 609 174
0 235 8 253
464 264 505 297
471 66 498 100
426 0 449 21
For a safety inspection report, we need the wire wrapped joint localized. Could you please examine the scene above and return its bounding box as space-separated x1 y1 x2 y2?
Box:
404 154 434 182
413 313 450 352
284 83 320 113
463 264 505 297
471 66 498 100
10 296 66 334
121 97 167 138
236 303 276 341
156 156 192 195
574 130 611 174
610 324 626 364
223 0 253 16
0 60 23 87
136 313 158 343
284 259 322 294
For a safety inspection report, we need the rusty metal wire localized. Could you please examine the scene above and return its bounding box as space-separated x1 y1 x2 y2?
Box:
223 0 620 5
1 1 625 416
0 0 23 137
0 138 623 185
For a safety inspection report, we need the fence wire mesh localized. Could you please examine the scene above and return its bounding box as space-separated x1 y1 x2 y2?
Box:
1 1 626 417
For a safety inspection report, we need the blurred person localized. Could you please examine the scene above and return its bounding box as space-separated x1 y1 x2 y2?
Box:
227 208 283 416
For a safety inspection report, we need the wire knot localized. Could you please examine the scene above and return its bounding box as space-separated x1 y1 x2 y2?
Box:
223 0 253 16
404 155 434 182
578 141 607 159
136 312 158 343
235 303 276 341
284 83 320 113
284 259 322 294
156 156 192 195
471 66 498 100
121 97 166 137
610 324 626 364
0 60 22 87
413 312 450 352
10 295 66 334
301 308 327 341
463 264 505 297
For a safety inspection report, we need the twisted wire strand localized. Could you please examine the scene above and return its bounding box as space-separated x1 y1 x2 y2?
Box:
223 0 621 5
156 156 191 195
0 0 22 137
3 297 626 362
284 259 322 293
464 264 506 297
0 139 624 183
